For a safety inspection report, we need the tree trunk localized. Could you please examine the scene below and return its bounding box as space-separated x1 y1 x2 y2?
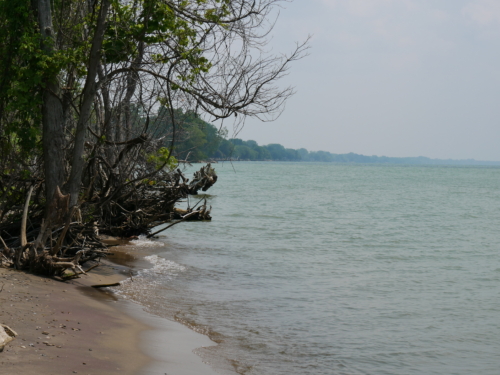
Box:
123 41 145 139
97 65 115 163
37 0 65 204
67 0 111 208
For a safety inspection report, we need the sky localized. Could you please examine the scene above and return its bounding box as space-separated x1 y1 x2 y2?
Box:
225 0 500 161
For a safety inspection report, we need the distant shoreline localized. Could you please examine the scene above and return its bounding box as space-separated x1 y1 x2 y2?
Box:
186 133 500 165
202 157 500 166
162 116 500 165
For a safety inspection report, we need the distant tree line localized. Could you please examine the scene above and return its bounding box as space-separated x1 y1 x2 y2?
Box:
156 109 500 166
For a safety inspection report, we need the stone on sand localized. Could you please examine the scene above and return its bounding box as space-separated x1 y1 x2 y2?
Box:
0 324 17 352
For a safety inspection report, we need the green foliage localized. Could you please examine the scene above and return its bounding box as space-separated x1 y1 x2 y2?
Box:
103 1 139 63
151 107 227 162
0 0 44 154
0 0 89 155
146 147 178 170
103 0 213 79
216 140 301 161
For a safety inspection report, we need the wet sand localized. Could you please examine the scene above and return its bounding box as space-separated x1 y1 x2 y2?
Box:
0 252 220 375
104 245 221 375
125 302 220 375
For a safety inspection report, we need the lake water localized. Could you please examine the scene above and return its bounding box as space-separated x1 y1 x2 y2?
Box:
115 162 500 375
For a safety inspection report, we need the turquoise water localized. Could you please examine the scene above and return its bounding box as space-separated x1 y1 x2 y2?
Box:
117 162 500 375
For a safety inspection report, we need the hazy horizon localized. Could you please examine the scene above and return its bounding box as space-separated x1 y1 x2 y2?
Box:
214 0 500 162
224 136 500 162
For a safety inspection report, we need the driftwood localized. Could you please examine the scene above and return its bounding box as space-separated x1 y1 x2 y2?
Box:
173 206 212 221
148 210 201 238
20 186 33 247
97 164 216 237
0 164 217 277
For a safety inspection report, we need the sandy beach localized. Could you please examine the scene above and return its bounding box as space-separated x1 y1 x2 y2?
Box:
0 250 219 375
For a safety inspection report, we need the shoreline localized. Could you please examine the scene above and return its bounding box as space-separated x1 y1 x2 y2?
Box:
0 246 220 375
105 244 221 375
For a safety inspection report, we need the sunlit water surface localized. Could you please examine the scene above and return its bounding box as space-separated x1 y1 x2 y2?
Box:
115 162 500 375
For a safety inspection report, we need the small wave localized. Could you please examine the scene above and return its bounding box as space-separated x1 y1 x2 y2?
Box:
129 235 165 248
115 255 186 300
144 254 186 274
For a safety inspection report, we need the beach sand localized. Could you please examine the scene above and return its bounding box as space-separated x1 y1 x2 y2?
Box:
0 253 220 375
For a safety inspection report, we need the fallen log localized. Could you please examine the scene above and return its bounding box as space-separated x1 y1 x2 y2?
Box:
147 210 201 238
0 164 217 277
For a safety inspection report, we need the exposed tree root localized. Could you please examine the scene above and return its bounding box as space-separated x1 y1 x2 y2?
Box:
0 164 217 278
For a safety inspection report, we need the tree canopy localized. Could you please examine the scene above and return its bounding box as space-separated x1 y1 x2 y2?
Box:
0 0 307 276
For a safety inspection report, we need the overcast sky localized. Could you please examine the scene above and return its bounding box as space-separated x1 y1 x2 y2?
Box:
227 0 500 161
